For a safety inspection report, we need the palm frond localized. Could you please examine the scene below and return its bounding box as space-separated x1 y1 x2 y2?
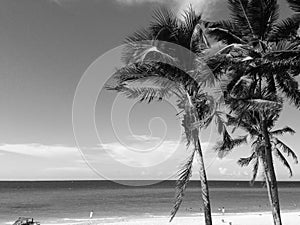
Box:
206 20 246 44
228 0 254 37
215 129 247 158
287 0 300 12
150 7 178 42
134 44 177 64
229 98 283 114
271 126 295 136
227 113 260 137
180 109 194 147
247 0 280 39
250 157 259 185
190 23 211 52
275 72 300 108
274 138 298 164
274 148 293 177
238 152 256 167
125 28 152 44
268 16 300 41
170 149 195 222
176 6 203 51
215 43 251 56
114 62 197 90
177 94 198 147
112 85 172 103
246 99 283 111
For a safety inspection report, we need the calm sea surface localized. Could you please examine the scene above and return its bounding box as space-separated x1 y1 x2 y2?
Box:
1 181 300 224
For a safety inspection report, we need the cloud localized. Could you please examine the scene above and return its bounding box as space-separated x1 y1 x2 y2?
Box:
0 143 98 180
48 0 79 5
49 0 220 19
127 135 161 142
49 0 62 5
115 0 162 4
100 139 181 167
116 0 221 18
0 143 79 158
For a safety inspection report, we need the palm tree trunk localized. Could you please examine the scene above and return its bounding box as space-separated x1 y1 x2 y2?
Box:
196 139 213 225
261 118 282 225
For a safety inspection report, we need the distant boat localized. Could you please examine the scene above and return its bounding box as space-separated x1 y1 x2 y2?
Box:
13 217 40 225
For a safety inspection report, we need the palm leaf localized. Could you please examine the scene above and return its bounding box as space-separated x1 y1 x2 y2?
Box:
206 20 246 44
170 149 195 222
180 107 194 147
238 152 256 167
250 157 259 185
110 85 172 103
268 16 300 41
190 23 211 52
274 138 298 163
247 0 280 39
274 148 293 177
246 99 283 111
215 130 247 158
229 98 283 114
287 0 300 12
172 6 203 53
271 126 295 136
228 0 254 37
275 72 300 109
150 7 178 42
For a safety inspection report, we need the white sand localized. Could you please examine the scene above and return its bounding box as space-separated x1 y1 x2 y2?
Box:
107 212 300 225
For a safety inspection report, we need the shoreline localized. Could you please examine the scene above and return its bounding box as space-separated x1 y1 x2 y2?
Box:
5 211 300 225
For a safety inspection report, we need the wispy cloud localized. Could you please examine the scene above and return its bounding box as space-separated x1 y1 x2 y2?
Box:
127 135 161 142
116 0 221 18
0 143 97 180
100 139 181 167
0 143 78 158
115 0 163 4
48 0 220 19
48 0 78 5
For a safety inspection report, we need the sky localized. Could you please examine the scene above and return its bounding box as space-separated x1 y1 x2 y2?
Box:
0 0 299 181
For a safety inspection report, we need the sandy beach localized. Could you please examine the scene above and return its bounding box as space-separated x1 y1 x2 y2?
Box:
103 212 300 225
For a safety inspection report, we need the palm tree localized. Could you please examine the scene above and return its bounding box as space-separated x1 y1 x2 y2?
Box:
107 8 219 225
204 1 300 224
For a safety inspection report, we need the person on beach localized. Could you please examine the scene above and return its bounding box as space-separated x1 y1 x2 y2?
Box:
222 207 225 215
89 210 93 224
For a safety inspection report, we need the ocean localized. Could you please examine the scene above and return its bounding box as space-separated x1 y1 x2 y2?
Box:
1 181 300 225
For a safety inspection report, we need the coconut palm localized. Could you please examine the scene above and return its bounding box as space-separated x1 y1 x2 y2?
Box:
107 8 220 225
204 1 300 224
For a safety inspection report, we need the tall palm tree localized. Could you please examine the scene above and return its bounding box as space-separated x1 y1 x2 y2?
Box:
204 1 300 224
206 0 300 225
107 8 222 225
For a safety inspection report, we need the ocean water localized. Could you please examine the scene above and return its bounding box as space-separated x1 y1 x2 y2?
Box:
1 181 300 224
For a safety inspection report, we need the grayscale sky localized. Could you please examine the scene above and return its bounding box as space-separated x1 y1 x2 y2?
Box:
0 0 299 181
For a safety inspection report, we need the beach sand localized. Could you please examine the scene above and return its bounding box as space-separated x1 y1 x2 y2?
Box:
105 212 300 225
